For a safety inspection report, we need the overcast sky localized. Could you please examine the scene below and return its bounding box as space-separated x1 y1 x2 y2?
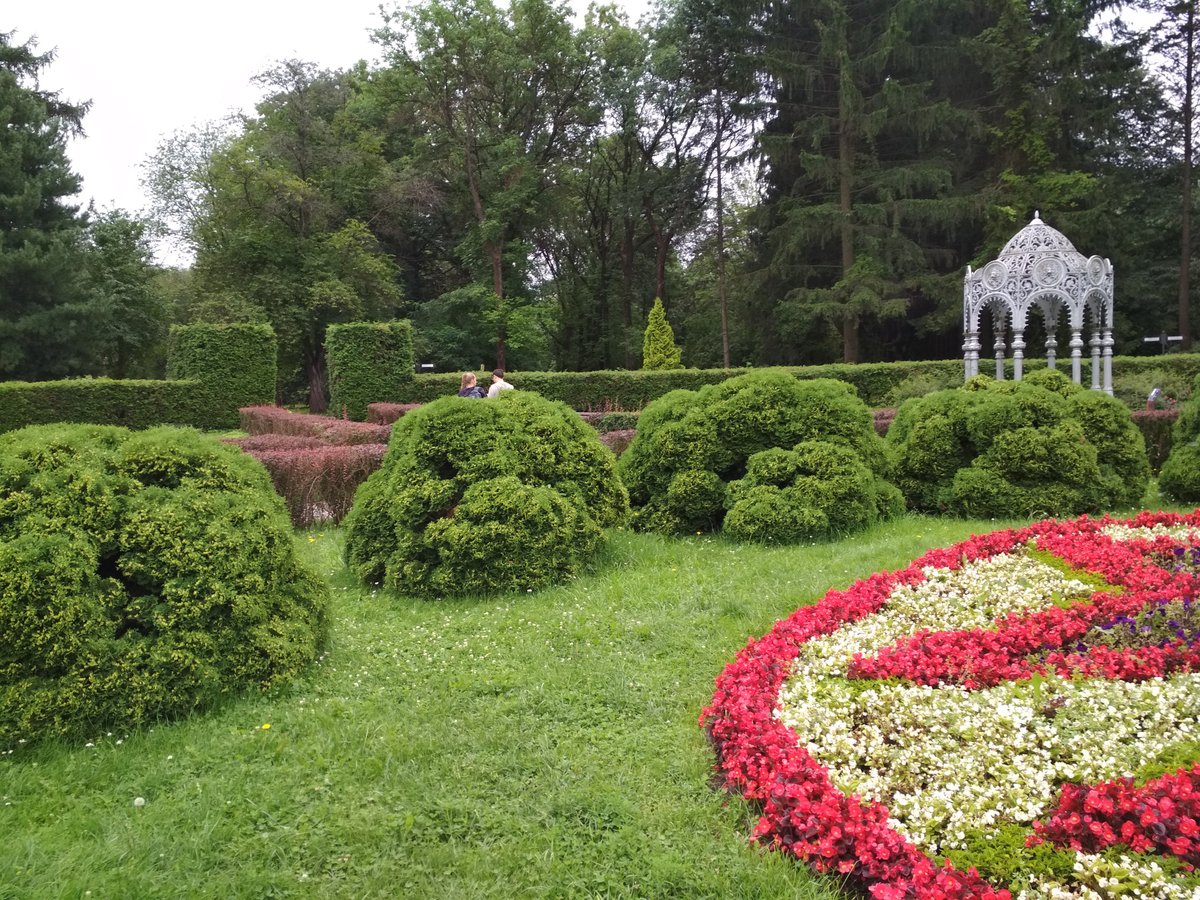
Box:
11 0 391 220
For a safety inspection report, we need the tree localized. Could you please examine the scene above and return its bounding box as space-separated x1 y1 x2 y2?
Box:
0 31 90 380
642 296 683 368
1141 0 1199 348
373 0 601 368
145 62 404 410
78 210 171 378
751 0 989 364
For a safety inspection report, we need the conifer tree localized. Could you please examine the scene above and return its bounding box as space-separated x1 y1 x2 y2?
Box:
642 297 683 369
0 32 90 380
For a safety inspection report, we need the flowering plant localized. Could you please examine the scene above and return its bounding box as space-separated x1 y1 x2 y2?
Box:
701 512 1200 898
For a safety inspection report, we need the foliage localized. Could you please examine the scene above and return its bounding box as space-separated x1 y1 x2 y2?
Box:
724 441 905 543
889 377 1149 516
619 370 897 539
0 31 89 380
236 443 387 527
642 297 683 370
1158 376 1200 500
344 391 629 597
238 406 390 445
0 423 328 745
325 321 415 421
166 324 277 429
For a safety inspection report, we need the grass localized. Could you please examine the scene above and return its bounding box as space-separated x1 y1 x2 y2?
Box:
0 508 1182 899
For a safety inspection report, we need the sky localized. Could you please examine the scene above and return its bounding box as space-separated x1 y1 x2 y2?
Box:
11 0 392 222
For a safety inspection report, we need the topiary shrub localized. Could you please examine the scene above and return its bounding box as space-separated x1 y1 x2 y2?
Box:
0 424 328 747
890 375 1149 516
724 441 905 543
343 391 629 597
642 297 683 370
619 370 899 540
1158 374 1200 501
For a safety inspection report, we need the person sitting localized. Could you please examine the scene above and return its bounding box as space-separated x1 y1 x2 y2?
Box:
487 368 515 398
457 372 485 398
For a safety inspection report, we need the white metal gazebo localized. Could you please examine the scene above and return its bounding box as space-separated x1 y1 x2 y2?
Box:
962 213 1114 394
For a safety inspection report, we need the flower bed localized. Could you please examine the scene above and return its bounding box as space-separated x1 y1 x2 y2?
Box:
701 511 1200 898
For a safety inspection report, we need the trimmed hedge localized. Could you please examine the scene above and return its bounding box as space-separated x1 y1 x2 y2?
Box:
344 392 630 597
242 443 388 527
383 355 1200 410
167 323 277 428
0 423 328 746
888 371 1149 517
367 402 423 425
619 370 900 541
326 321 415 421
0 378 204 433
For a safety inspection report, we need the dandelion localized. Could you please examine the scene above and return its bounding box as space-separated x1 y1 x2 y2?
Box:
261 723 271 730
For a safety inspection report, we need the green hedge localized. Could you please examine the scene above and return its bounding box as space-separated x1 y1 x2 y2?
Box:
326 321 415 421
0 378 207 433
387 355 1200 409
167 323 277 428
0 324 278 434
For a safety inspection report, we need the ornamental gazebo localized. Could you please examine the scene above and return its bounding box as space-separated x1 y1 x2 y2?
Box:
963 214 1114 394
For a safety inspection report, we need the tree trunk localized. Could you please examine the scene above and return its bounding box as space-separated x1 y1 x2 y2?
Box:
838 63 859 363
487 242 507 368
307 347 328 414
1179 0 1196 350
716 87 731 369
621 216 636 367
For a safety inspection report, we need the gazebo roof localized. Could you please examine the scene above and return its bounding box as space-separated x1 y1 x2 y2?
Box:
999 212 1083 259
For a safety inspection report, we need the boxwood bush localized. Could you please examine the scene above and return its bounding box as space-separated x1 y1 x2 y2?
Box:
888 371 1149 516
0 424 329 747
618 370 900 541
343 392 629 597
1158 374 1200 501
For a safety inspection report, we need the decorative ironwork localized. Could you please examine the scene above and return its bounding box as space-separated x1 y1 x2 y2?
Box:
963 213 1113 394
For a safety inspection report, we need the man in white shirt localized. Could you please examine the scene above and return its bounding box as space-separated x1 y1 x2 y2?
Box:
487 368 515 398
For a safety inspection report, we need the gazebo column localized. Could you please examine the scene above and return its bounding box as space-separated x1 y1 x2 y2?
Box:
1090 332 1102 390
994 332 1006 380
1012 329 1025 380
1069 328 1083 385
962 328 980 380
1102 329 1114 394
1046 335 1057 369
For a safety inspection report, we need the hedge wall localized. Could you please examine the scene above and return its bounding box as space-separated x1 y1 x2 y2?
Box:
0 378 205 433
167 323 277 427
386 355 1200 410
326 321 415 421
0 324 277 434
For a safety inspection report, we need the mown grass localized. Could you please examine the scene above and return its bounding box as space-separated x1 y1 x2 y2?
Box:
0 505 1182 899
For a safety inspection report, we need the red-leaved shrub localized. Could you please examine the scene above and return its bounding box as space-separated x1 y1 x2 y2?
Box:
246 443 387 526
366 402 422 425
873 407 896 436
225 434 329 452
1131 407 1179 472
598 428 636 456
239 406 390 445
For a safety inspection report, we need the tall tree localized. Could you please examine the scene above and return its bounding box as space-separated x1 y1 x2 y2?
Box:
752 0 989 364
78 210 171 378
373 0 601 368
1142 0 1199 348
0 31 90 380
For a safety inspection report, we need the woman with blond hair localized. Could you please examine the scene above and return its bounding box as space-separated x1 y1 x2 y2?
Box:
457 372 485 399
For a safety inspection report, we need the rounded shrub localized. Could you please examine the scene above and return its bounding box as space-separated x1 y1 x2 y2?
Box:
724 441 904 543
343 391 629 597
1158 373 1200 502
0 424 328 747
618 370 900 540
890 375 1149 516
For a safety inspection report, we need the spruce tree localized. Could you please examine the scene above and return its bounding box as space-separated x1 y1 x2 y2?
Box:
642 297 683 369
0 32 91 380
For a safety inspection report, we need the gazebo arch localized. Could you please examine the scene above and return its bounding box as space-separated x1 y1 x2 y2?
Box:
963 213 1114 394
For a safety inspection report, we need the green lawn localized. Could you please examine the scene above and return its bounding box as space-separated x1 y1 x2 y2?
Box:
0 509 1176 898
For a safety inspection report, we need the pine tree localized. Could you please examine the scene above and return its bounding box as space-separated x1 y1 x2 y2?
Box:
0 32 91 380
642 297 683 369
